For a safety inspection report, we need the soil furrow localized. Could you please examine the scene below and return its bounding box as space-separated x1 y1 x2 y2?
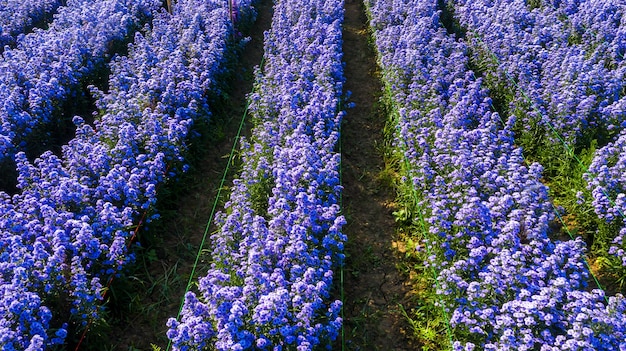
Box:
340 1 414 349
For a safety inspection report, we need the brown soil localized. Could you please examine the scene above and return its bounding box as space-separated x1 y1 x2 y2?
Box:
339 0 415 350
75 1 273 349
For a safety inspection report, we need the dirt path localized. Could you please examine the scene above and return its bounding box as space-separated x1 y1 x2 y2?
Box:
77 2 273 349
340 1 414 349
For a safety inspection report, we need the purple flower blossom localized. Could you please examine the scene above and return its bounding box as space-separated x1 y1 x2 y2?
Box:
0 0 62 51
449 0 626 267
0 0 252 347
0 0 161 174
168 0 346 348
366 0 626 348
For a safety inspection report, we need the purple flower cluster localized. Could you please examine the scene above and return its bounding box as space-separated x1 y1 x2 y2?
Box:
546 0 625 65
450 0 625 145
366 0 626 348
586 132 626 266
166 0 346 349
0 0 62 51
0 0 161 171
558 0 626 268
0 0 249 348
450 0 626 273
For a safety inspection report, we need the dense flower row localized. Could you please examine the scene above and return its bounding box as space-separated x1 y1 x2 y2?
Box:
449 0 626 266
571 1 626 267
586 132 626 266
542 0 625 66
0 0 62 51
449 0 625 145
367 0 626 349
0 0 161 173
0 0 250 348
166 0 346 349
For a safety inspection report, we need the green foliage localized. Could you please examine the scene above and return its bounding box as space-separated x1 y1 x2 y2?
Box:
398 302 449 351
545 140 599 238
527 0 542 10
596 255 626 292
247 159 274 219
392 213 451 351
568 30 583 46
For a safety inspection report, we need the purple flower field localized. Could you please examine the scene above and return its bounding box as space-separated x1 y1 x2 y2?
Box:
367 0 626 348
167 0 346 347
0 0 62 51
0 0 251 348
0 0 625 349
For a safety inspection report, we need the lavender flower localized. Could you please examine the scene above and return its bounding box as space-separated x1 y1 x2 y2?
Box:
0 0 161 178
450 0 626 273
0 0 62 51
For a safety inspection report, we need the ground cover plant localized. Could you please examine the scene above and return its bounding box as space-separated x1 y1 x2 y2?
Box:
365 0 626 348
445 0 626 287
0 0 162 192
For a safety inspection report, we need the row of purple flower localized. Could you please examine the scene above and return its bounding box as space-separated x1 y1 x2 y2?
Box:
452 0 625 145
536 0 626 269
0 0 249 348
582 0 626 268
0 0 62 51
543 0 624 66
449 0 626 267
0 0 161 179
366 0 626 349
166 0 346 348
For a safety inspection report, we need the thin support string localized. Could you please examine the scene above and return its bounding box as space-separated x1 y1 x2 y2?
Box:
338 101 345 351
472 61 610 300
75 166 170 351
78 3 256 350
550 203 608 295
473 32 626 222
488 97 609 301
400 143 455 351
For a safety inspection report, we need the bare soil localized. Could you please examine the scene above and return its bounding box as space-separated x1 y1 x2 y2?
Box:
339 0 415 349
